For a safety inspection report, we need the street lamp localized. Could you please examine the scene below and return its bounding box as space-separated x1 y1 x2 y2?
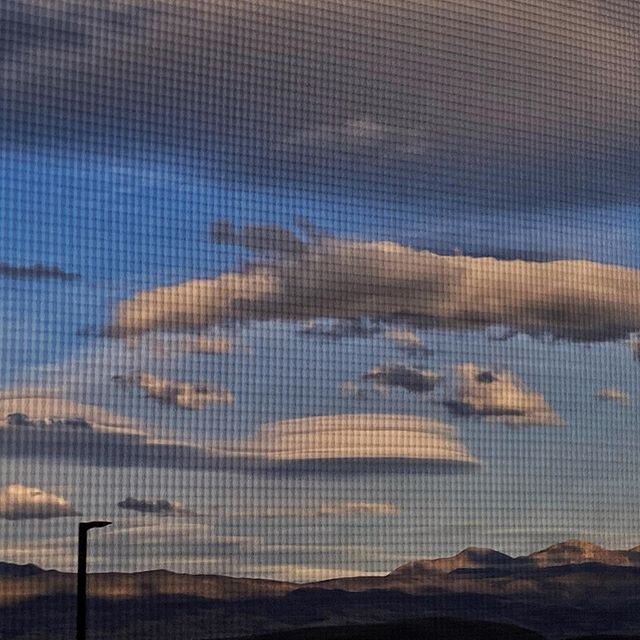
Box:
76 521 111 640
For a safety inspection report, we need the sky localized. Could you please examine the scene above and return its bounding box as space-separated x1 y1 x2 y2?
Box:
1 0 640 582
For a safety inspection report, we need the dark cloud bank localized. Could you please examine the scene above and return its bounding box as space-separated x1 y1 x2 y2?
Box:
2 1 640 208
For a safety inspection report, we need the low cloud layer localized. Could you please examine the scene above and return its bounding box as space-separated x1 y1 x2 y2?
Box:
114 372 233 409
362 365 441 393
0 394 474 473
444 364 563 427
0 484 78 520
109 234 640 342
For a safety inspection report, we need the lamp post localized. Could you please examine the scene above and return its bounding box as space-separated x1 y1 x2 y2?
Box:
76 521 111 640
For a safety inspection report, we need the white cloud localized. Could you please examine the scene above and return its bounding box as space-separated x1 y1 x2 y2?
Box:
0 484 78 520
233 413 478 471
443 364 563 427
107 236 640 341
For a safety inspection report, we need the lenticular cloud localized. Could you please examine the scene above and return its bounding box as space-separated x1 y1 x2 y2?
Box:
108 234 640 342
230 413 478 471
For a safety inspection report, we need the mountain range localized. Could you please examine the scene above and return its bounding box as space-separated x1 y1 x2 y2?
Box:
5 540 640 639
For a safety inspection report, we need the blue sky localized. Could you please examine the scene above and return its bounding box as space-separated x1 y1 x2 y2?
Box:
2 1 640 582
1 146 640 581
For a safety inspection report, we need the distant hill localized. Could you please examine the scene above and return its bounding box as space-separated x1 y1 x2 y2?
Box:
5 540 640 639
0 562 47 577
229 617 545 640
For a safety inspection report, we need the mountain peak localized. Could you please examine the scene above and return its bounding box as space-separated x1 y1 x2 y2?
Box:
455 547 513 562
526 539 633 568
390 546 514 576
537 539 606 554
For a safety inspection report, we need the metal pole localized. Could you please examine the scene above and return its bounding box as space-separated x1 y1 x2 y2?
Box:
76 521 111 640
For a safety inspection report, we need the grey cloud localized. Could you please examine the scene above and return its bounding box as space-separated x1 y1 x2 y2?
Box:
117 496 187 516
2 1 640 207
0 262 79 281
362 365 441 393
210 220 308 254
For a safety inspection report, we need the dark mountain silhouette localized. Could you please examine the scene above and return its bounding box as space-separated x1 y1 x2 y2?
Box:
228 617 545 639
0 561 48 577
5 541 640 639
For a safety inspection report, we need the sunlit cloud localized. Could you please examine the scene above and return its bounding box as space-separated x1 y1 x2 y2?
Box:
0 484 78 520
443 364 563 427
595 388 631 405
108 233 640 342
233 413 478 472
113 372 234 409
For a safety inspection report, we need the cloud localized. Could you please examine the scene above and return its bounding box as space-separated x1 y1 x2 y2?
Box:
210 220 308 254
443 364 563 427
596 388 631 405
113 372 233 409
108 236 640 342
234 502 399 519
0 484 78 520
384 329 430 355
315 502 399 517
0 393 220 469
117 496 188 516
3 1 640 207
338 381 370 400
0 394 474 473
178 336 234 355
299 319 381 339
141 334 235 356
0 391 142 430
0 262 79 281
233 413 478 472
362 365 441 393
